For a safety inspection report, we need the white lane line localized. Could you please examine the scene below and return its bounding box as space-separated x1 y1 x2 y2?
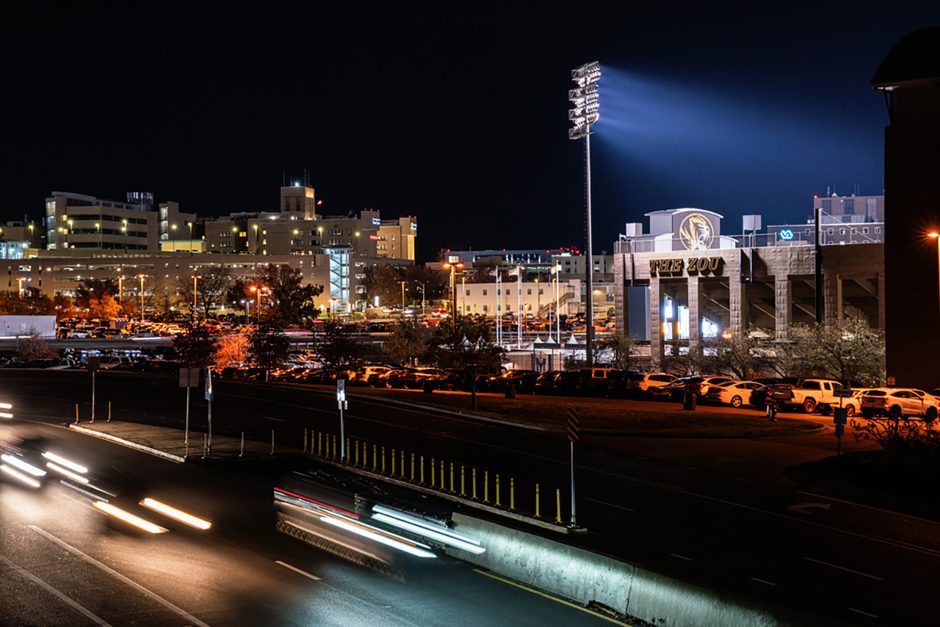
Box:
803 557 885 582
749 577 777 587
798 490 940 526
585 497 635 512
0 555 112 626
847 607 879 619
264 416 286 423
669 553 693 561
275 560 321 581
29 525 210 627
736 477 750 482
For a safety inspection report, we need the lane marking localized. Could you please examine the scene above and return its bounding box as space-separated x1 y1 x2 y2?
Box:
264 416 286 423
0 555 112 626
749 577 777 587
29 525 210 627
275 560 321 581
803 557 885 582
798 490 940 526
847 607 879 619
669 553 692 561
473 568 630 626
585 498 635 513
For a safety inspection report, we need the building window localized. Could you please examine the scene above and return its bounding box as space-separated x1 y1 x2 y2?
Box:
527 289 532 295
875 227 882 234
482 289 487 296
863 227 869 235
465 290 470 296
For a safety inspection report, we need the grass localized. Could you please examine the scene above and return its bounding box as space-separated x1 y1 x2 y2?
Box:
348 387 819 438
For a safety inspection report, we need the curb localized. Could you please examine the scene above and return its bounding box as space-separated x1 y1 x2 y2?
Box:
68 424 187 464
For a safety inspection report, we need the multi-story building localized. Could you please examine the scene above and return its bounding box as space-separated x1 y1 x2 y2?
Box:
44 191 168 252
377 216 417 260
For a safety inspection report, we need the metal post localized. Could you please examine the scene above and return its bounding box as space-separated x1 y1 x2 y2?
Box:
107 401 111 423
517 266 522 348
184 385 191 447
814 206 823 324
584 131 594 367
74 403 79 424
570 440 577 526
339 403 345 463
239 431 245 458
271 429 275 455
207 390 212 454
91 369 96 423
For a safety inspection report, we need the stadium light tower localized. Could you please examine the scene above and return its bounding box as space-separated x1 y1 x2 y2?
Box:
569 60 601 367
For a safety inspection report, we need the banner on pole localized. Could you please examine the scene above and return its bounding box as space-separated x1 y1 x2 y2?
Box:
205 368 213 401
566 407 581 442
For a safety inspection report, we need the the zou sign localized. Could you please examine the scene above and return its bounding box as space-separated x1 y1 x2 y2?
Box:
649 256 723 276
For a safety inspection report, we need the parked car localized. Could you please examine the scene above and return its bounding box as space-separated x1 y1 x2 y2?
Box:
749 383 795 409
534 371 561 394
785 378 848 413
554 370 583 396
578 368 619 397
625 372 677 397
705 380 766 408
860 388 940 422
490 370 540 394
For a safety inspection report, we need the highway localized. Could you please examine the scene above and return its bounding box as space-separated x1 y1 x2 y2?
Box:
4 369 939 624
0 419 613 626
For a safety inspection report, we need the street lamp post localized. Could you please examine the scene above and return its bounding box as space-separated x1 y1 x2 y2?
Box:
117 275 124 303
249 285 269 324
928 232 940 319
399 281 407 313
553 263 562 343
442 261 464 328
415 281 426 318
192 275 201 323
16 277 26 297
569 60 601 367
137 274 145 322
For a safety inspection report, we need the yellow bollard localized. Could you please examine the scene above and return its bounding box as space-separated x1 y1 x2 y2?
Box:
460 465 465 497
484 470 489 503
346 438 350 463
535 483 540 518
391 449 396 476
420 455 425 484
332 435 337 460
75 403 79 424
303 429 308 453
382 447 386 473
318 432 322 457
555 488 562 524
431 457 436 487
510 477 515 511
355 440 360 466
400 450 405 479
410 453 415 482
495 474 501 507
372 444 377 471
449 462 455 493
472 468 477 499
441 461 445 490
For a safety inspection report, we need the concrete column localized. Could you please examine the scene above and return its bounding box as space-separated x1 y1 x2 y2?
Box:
877 272 886 330
650 278 662 370
775 275 791 340
823 272 842 324
614 254 628 336
687 276 700 344
729 277 745 335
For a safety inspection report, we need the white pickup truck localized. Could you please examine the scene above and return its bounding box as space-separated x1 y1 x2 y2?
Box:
782 378 848 413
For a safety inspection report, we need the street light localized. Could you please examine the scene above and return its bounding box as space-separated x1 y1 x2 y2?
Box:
442 262 464 328
137 274 146 322
192 275 201 322
249 285 269 324
569 60 601 367
415 281 426 317
117 275 125 302
399 281 407 313
16 277 26 297
929 232 940 319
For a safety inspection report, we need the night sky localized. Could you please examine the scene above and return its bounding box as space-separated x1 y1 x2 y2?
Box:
2 2 938 261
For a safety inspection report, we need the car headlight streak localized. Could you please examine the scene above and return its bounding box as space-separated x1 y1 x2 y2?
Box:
140 498 212 530
92 501 167 534
46 462 89 484
371 505 485 555
1 454 46 477
42 452 88 475
1 464 42 488
319 514 436 558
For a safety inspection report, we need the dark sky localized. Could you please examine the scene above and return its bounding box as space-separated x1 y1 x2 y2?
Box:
2 2 938 261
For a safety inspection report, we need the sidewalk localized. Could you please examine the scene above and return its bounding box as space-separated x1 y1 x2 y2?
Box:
69 420 300 463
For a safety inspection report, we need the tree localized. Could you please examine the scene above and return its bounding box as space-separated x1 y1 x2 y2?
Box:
53 294 76 320
432 315 503 409
16 334 56 363
403 264 448 302
714 331 771 380
86 294 122 321
596 332 635 370
249 323 290 370
363 264 406 308
315 319 362 374
384 319 434 366
173 323 219 368
772 318 884 386
0 288 56 315
74 279 118 311
254 264 323 327
177 265 233 318
215 334 249 368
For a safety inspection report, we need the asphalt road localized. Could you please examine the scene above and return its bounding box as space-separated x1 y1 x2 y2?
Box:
0 420 612 626
4 369 940 624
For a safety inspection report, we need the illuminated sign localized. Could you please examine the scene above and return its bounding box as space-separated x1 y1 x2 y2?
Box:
678 213 715 250
649 257 723 276
779 229 794 241
372 218 381 225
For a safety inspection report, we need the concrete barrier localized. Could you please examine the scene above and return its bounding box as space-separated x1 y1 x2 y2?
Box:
446 513 813 626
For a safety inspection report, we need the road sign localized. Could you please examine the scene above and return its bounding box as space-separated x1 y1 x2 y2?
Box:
179 367 199 388
835 423 845 438
833 407 848 425
566 407 581 442
337 378 346 402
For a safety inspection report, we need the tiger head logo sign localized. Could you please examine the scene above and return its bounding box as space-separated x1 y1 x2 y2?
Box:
678 213 714 250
